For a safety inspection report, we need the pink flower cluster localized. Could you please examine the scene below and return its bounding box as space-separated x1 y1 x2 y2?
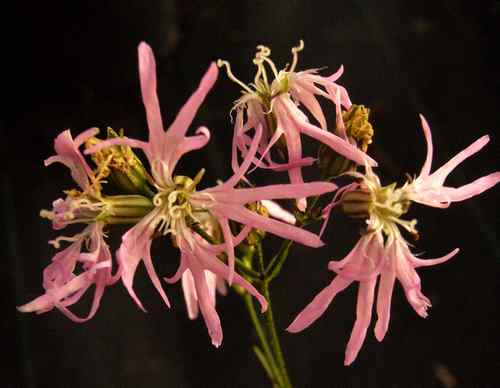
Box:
18 40 499 366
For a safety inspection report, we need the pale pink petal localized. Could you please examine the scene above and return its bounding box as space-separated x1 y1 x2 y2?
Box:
84 136 148 155
427 135 490 187
117 209 169 311
282 98 377 167
438 172 500 203
222 125 262 189
167 126 211 172
45 129 95 190
374 260 396 342
167 62 218 139
188 257 223 347
207 182 336 205
294 89 327 129
182 269 199 319
344 278 377 366
394 242 431 318
287 276 352 333
407 247 459 268
211 204 324 248
196 244 267 312
138 42 164 147
418 114 434 178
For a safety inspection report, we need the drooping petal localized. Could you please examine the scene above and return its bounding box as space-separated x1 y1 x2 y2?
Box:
117 209 170 311
394 241 431 318
45 129 98 190
287 276 352 333
374 254 396 342
407 247 459 268
344 279 377 366
187 256 223 347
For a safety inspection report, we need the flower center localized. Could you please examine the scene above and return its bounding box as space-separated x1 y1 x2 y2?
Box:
342 172 418 238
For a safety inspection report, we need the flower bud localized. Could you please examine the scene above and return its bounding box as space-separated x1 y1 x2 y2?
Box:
85 128 153 197
342 105 374 152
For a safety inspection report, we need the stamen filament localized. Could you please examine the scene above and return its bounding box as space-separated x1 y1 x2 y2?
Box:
217 60 254 93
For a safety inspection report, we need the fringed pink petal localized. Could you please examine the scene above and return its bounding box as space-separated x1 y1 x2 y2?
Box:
167 62 218 139
207 182 336 205
196 225 252 254
138 42 164 149
283 98 377 167
427 135 490 187
18 272 92 315
167 126 211 172
344 279 377 366
287 276 352 333
394 242 431 318
222 125 262 189
187 254 223 347
212 204 324 248
196 244 267 312
439 172 500 203
294 89 327 129
407 247 459 268
143 241 170 308
374 258 396 342
275 98 307 210
418 114 434 178
45 129 95 190
84 136 148 155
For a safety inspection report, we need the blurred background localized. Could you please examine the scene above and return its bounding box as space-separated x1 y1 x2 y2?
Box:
3 1 499 387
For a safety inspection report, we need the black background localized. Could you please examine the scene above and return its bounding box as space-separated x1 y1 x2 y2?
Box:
3 1 500 387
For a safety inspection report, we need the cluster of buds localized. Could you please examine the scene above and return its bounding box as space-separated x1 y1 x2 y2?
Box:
18 40 499 370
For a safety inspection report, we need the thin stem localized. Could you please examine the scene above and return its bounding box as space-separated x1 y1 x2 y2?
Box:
262 281 292 388
242 292 283 387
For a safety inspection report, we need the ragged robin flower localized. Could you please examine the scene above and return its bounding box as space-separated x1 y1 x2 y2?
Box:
218 40 377 210
86 42 336 346
288 115 500 365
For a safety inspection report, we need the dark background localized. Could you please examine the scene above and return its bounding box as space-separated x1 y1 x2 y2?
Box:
3 1 499 387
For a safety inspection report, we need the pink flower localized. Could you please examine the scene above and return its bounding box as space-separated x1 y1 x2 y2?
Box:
18 129 119 321
219 42 377 211
287 230 458 365
86 42 336 346
407 115 500 208
181 269 227 320
288 114 499 365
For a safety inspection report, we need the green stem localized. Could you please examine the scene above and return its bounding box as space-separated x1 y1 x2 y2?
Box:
262 281 292 388
242 292 283 387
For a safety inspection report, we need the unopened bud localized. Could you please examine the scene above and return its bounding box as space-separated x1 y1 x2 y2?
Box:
342 105 374 151
85 128 153 197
